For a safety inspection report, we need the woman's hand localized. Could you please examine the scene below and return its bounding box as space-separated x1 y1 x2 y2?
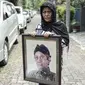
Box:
28 31 37 37
44 31 54 37
28 31 54 38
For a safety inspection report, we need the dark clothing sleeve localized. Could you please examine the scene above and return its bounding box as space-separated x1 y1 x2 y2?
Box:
35 22 69 46
52 21 69 46
35 23 45 35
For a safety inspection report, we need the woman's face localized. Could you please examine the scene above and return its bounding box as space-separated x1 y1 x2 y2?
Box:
42 7 52 22
34 51 51 69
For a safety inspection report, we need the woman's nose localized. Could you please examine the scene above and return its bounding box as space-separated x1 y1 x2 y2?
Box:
45 12 49 16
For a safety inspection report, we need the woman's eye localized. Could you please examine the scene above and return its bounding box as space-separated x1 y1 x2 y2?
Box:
43 11 51 14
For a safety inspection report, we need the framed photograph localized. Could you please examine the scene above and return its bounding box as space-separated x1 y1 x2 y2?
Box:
22 34 62 85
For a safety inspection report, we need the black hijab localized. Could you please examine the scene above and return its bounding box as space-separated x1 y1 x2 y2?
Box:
40 1 69 46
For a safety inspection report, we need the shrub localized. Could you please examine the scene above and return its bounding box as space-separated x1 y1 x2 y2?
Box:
57 4 75 23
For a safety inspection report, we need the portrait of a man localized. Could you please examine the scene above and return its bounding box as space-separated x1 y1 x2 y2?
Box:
27 44 56 82
22 35 61 85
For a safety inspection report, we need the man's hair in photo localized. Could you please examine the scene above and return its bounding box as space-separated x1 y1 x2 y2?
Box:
34 44 51 57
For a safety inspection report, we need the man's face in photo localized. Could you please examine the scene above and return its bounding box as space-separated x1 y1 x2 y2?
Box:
34 51 51 69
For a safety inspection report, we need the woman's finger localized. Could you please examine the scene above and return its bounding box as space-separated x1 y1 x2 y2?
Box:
28 31 36 37
43 33 50 37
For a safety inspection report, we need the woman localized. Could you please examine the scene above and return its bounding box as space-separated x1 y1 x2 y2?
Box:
34 1 69 47
30 1 69 85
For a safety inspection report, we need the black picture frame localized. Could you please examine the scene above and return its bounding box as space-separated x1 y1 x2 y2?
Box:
22 34 62 85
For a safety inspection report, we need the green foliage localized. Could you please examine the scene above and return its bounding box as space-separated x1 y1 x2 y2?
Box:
38 0 46 7
21 0 46 10
57 5 66 21
22 0 27 8
70 6 75 21
57 4 75 23
71 0 85 8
